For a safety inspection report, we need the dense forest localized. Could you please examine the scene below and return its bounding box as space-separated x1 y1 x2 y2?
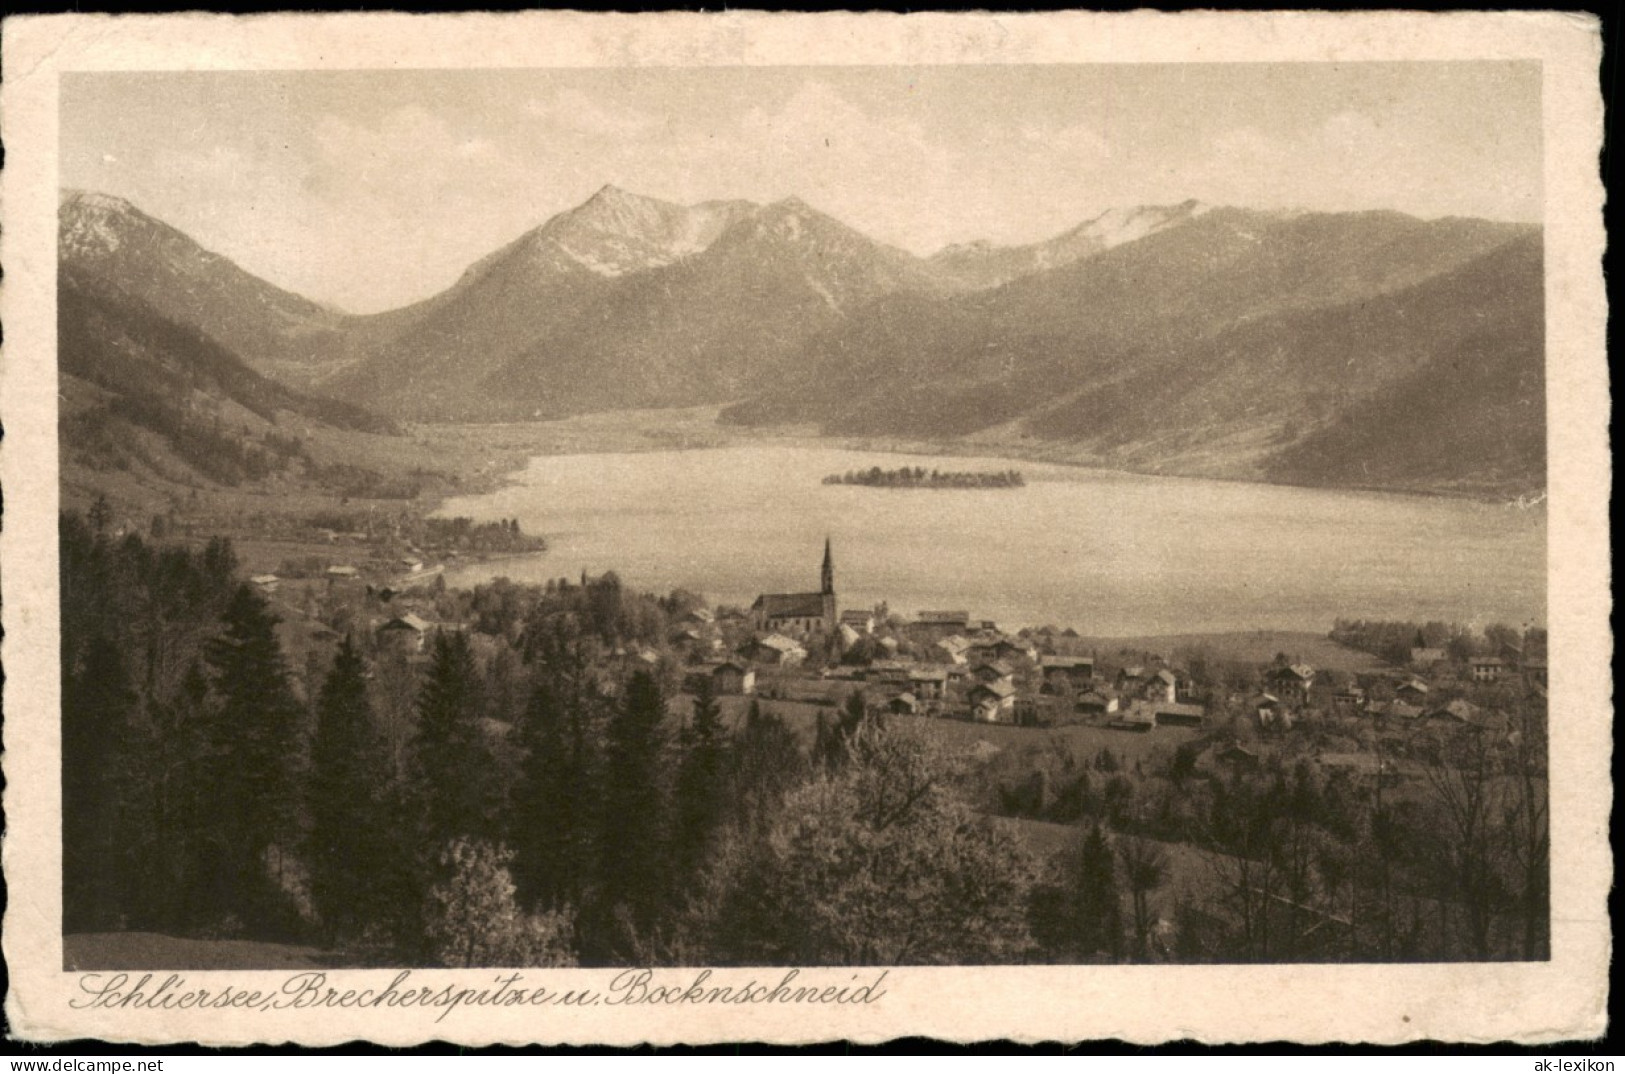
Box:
62 510 1548 966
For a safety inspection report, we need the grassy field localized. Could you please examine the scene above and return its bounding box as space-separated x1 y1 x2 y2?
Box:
708 691 1204 775
1075 631 1385 673
64 932 345 971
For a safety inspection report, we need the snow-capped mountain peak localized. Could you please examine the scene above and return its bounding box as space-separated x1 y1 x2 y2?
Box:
528 185 756 277
60 189 145 256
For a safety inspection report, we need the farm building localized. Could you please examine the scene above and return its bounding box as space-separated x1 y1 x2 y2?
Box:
1075 690 1119 716
746 634 807 667
909 610 972 643
1266 663 1316 701
1040 655 1095 693
968 680 1016 723
376 613 431 653
908 667 948 700
711 660 756 696
839 609 876 634
1108 708 1156 733
1154 702 1206 728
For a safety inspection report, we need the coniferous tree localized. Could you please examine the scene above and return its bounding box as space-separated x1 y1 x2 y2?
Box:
307 636 393 941
730 700 804 836
512 667 604 912
202 583 305 925
155 661 217 929
62 631 138 931
812 711 839 772
411 630 499 849
597 669 669 939
813 690 870 772
1074 825 1126 960
672 677 730 883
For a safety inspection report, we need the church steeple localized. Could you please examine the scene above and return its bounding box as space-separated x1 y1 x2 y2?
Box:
820 536 837 636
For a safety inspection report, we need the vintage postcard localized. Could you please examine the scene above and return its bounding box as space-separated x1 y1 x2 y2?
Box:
1 11 1609 1047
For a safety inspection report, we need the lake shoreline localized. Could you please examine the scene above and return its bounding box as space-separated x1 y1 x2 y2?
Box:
432 439 1544 636
414 406 1543 509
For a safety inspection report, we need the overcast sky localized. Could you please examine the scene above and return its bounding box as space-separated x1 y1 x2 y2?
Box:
62 63 1542 314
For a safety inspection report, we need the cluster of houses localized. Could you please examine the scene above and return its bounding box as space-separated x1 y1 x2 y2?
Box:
251 555 437 602
668 543 1217 728
347 541 1548 748
1268 643 1547 740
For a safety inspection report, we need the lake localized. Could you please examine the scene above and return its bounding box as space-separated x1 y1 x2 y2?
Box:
435 445 1545 636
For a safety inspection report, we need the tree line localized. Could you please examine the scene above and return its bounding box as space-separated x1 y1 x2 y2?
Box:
60 508 1548 966
1329 618 1546 667
991 708 1548 962
60 511 1036 965
823 466 1026 489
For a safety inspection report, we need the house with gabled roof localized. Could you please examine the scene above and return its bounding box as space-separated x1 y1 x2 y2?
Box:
376 613 431 653
1040 655 1095 694
1425 698 1483 728
908 610 972 644
1108 706 1156 733
1144 668 1180 704
839 609 875 634
1372 699 1425 722
1154 701 1206 728
745 633 807 667
1116 666 1150 692
968 679 1016 723
711 660 756 696
1266 663 1316 701
1075 689 1119 717
970 660 1015 688
865 660 913 687
972 637 1038 665
1394 677 1431 703
908 667 948 700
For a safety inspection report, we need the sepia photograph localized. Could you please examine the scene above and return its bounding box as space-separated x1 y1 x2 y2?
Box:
2 11 1609 1047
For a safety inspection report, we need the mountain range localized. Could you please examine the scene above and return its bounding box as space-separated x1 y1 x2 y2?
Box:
58 186 1546 496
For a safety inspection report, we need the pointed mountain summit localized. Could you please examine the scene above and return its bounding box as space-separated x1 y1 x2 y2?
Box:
531 184 757 277
329 187 948 420
325 185 767 417
471 194 946 416
928 199 1217 290
59 189 357 387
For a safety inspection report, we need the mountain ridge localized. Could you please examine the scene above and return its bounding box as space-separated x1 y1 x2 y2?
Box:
60 186 1546 496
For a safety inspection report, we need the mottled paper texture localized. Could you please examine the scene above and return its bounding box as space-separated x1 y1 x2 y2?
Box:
2 10 1609 1046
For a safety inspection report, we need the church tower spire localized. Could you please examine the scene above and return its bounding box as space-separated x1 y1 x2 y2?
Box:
820 537 836 635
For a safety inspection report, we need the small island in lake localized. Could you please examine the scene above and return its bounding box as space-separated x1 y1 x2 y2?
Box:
823 465 1026 489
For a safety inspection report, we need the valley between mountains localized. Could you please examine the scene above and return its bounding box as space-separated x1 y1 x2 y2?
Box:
59 184 1545 505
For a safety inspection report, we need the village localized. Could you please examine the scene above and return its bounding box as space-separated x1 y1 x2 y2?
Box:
241 534 1548 789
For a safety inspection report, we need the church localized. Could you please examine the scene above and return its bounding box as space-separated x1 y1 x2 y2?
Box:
750 538 837 637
